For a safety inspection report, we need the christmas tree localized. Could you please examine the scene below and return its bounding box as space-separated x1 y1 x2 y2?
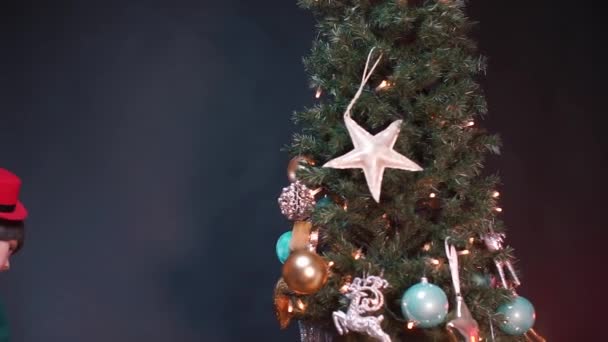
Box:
274 1 544 341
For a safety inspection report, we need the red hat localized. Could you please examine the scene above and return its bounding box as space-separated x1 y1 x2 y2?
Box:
0 168 27 221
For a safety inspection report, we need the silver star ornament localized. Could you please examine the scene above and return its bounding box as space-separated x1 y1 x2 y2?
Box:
324 116 423 202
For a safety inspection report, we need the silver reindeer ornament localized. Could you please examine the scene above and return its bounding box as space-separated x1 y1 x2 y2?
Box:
482 232 521 289
332 275 391 342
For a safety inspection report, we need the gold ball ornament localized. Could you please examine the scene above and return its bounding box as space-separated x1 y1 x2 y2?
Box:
287 155 316 183
282 249 328 295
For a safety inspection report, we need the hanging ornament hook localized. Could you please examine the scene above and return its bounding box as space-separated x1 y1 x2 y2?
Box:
344 47 383 119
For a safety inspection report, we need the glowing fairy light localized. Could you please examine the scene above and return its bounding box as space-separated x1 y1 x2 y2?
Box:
297 299 306 311
315 87 322 98
340 283 351 294
375 80 391 91
353 249 363 260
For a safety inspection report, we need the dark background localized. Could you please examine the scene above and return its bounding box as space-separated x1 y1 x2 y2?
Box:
0 1 604 341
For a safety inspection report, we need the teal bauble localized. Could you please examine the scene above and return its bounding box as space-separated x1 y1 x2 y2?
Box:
471 272 492 288
315 196 333 209
275 231 292 264
401 277 449 328
497 296 536 335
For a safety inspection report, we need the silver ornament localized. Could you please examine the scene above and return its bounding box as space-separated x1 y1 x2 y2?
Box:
323 116 423 203
278 181 315 221
482 232 505 252
332 275 391 342
482 232 521 289
445 239 480 341
448 296 479 341
322 47 422 203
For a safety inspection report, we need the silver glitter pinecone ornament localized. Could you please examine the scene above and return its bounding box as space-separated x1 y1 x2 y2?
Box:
278 181 315 221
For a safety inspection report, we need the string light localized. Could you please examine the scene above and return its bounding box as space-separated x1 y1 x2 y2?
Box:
492 191 500 198
494 207 503 213
465 120 475 127
297 299 306 311
353 249 363 260
429 192 436 198
315 87 322 99
430 258 440 265
287 302 294 313
469 237 475 244
458 249 470 256
309 230 319 252
407 322 415 330
328 261 335 267
375 80 391 91
423 243 432 251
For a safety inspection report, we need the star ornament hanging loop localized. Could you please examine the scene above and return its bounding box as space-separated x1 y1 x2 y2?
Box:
323 48 423 203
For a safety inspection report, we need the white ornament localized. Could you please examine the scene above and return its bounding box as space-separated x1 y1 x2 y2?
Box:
332 275 391 342
324 116 422 202
322 48 422 203
445 239 480 341
482 232 521 289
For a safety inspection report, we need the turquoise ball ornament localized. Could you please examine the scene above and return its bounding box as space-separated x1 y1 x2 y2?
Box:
471 272 492 288
315 196 333 209
275 231 292 264
497 296 536 335
401 277 449 328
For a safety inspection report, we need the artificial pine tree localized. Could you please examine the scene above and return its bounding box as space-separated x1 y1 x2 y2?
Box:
274 1 544 341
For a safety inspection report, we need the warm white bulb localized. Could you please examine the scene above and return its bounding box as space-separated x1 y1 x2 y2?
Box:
458 249 470 255
466 120 475 127
407 322 415 330
315 88 322 99
429 193 436 198
495 207 503 213
375 80 390 91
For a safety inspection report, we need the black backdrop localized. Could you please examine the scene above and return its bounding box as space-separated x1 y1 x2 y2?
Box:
0 1 604 341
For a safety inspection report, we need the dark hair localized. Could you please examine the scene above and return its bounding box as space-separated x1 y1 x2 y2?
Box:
0 219 25 254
